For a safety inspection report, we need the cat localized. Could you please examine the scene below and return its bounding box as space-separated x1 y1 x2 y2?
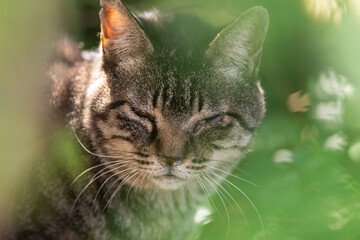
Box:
4 0 268 239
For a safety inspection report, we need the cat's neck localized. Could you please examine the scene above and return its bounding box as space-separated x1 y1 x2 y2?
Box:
99 183 205 240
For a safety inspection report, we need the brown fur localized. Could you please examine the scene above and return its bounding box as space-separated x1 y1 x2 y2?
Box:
4 1 269 239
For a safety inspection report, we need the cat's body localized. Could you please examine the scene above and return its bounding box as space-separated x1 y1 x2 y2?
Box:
4 1 268 239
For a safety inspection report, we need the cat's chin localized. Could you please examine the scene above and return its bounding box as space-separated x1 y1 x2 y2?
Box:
151 176 186 190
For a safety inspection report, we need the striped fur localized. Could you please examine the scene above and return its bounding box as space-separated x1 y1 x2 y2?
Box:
5 2 268 239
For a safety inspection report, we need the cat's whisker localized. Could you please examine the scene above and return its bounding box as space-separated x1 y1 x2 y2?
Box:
207 174 249 230
111 169 138 203
70 162 131 216
103 169 138 211
72 160 125 185
101 170 134 212
71 126 131 158
193 158 252 177
211 172 265 240
195 175 221 216
91 167 135 219
207 160 252 176
231 166 253 177
73 156 141 185
71 125 146 158
190 177 201 200
90 160 135 182
125 171 143 207
194 176 208 206
90 170 122 224
203 176 230 206
101 168 135 202
90 162 132 186
135 170 148 195
208 166 259 188
203 176 231 239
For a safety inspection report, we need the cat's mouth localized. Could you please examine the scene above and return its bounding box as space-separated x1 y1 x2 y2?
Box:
152 173 186 190
154 173 184 180
159 173 178 179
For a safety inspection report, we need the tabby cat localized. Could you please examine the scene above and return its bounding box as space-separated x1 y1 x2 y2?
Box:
5 0 268 239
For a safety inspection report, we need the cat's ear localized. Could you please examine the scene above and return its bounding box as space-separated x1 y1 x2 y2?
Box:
206 7 269 81
100 0 153 65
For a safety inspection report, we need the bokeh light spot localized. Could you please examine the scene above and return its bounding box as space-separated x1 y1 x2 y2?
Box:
324 132 347 151
314 101 342 123
348 0 360 19
303 0 346 23
194 207 211 225
315 70 354 100
274 149 294 165
328 207 352 230
348 141 360 163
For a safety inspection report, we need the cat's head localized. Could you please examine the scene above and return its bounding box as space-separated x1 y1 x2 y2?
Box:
81 0 268 190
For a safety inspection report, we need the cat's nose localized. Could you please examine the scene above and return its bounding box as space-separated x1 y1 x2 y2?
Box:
155 137 187 164
163 156 183 167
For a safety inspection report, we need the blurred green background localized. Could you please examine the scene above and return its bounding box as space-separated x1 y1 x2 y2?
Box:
1 0 360 239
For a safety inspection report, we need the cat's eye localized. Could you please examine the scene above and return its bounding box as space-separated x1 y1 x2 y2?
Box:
130 107 158 141
131 107 155 121
194 115 225 133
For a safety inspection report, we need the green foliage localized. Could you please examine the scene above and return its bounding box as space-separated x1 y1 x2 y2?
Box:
64 0 360 239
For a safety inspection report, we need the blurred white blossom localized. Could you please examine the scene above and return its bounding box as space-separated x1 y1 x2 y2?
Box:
194 207 211 224
316 70 354 100
274 149 294 164
324 132 347 151
329 208 352 230
348 0 360 19
348 141 360 163
314 100 342 123
303 0 346 23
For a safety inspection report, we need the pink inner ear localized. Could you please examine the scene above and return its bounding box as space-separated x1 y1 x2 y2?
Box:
101 6 128 49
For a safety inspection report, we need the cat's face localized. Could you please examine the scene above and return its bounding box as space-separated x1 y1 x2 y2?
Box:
82 0 268 190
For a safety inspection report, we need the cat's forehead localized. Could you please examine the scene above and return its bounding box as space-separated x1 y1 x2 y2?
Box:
140 12 216 57
125 67 247 111
101 8 267 128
